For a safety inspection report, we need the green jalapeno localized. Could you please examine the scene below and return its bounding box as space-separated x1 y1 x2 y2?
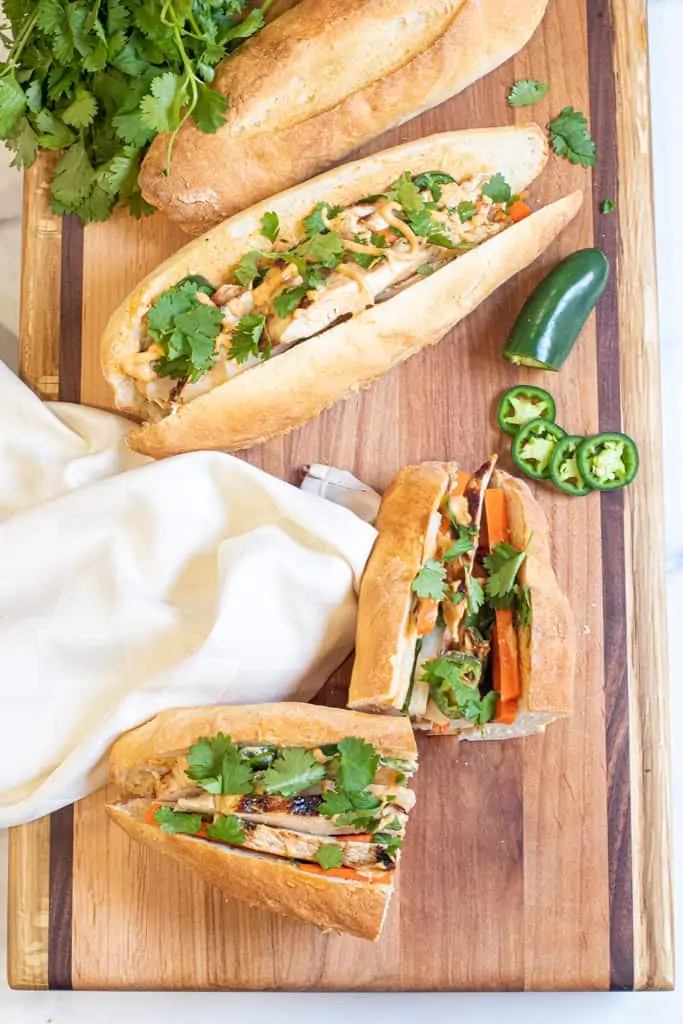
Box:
576 432 639 491
512 418 566 481
497 385 557 436
549 434 593 496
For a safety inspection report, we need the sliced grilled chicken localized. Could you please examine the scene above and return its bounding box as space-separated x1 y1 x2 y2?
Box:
227 821 394 869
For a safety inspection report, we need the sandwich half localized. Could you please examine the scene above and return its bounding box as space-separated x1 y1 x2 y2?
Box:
106 703 418 940
347 462 575 738
103 126 582 457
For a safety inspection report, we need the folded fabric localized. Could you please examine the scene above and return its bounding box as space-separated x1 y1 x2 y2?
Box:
0 362 377 827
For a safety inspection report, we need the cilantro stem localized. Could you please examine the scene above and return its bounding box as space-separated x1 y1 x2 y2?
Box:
2 6 39 76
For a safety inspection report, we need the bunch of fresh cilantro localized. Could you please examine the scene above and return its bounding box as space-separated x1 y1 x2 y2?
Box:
0 0 274 223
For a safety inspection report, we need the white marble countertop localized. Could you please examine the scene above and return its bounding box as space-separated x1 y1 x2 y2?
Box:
1 1 681 1019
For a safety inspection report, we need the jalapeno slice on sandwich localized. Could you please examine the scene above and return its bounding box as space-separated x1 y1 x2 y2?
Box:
576 432 639 490
497 385 556 436
512 418 566 480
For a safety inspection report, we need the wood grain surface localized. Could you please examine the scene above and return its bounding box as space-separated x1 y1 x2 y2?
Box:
7 0 673 991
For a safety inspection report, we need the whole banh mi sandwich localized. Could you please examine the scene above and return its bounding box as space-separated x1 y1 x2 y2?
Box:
102 127 583 458
347 461 575 738
139 0 550 233
106 703 418 941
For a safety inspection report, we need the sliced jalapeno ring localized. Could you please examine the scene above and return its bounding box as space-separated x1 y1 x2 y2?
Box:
549 434 593 496
512 418 566 481
576 432 639 491
497 385 557 436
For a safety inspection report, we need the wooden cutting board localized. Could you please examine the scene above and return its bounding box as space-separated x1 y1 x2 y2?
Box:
7 0 673 992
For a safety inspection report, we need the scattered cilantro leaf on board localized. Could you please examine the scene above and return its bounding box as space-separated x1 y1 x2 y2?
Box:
315 844 345 870
263 748 326 799
547 106 597 167
601 198 616 214
508 79 548 108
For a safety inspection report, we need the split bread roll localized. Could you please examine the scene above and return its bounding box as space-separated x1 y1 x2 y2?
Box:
348 462 575 738
103 127 582 458
139 0 550 233
107 703 418 941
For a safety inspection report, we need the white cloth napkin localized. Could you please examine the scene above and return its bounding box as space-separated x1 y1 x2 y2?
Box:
0 362 378 827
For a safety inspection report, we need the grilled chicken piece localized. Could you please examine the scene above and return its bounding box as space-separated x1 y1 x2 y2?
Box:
227 821 393 869
175 788 414 828
267 240 436 346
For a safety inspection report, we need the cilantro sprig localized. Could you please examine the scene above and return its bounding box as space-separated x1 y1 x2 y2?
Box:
315 844 344 870
547 106 597 168
186 732 254 795
508 79 548 108
263 747 325 799
483 538 532 601
421 654 496 727
0 1 274 223
147 277 223 382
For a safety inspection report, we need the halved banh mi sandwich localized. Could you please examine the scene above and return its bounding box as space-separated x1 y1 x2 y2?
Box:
106 703 418 941
102 127 582 457
347 462 575 738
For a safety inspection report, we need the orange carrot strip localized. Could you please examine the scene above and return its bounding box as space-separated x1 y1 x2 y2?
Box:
451 470 471 497
144 803 161 827
509 201 532 223
297 864 392 884
484 490 522 717
430 722 452 735
494 698 518 725
416 598 439 636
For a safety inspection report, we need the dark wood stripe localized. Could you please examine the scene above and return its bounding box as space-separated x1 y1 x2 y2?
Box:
588 0 634 990
48 804 74 989
58 214 84 403
48 214 82 989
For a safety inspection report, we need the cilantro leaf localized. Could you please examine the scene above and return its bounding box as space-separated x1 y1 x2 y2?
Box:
192 82 228 133
186 733 254 795
140 72 185 134
34 110 76 150
422 654 494 726
50 142 95 208
303 202 342 237
319 789 353 819
148 280 223 382
388 171 423 215
0 74 26 135
411 559 449 601
416 264 435 276
483 538 532 599
205 814 246 846
233 250 264 288
467 574 485 616
547 107 597 168
456 201 477 223
153 806 203 835
62 88 97 129
337 737 379 794
112 108 155 148
373 832 402 858
412 171 455 202
5 116 38 168
508 79 548 108
301 230 345 268
443 525 477 560
263 748 325 798
316 844 344 870
482 173 512 205
227 312 268 364
515 583 533 628
601 198 616 214
273 286 307 319
260 211 280 243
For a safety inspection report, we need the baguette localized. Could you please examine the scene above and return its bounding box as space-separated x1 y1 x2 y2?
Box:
139 0 549 233
348 464 575 738
103 128 582 458
106 703 418 941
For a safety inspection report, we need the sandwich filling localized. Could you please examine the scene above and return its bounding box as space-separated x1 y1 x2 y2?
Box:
404 460 532 733
121 733 418 883
120 170 532 414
